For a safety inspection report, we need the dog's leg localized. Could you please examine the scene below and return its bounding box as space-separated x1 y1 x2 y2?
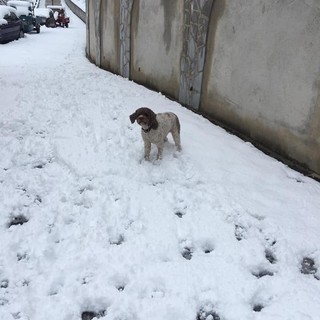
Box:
156 143 164 160
171 129 182 152
171 116 182 152
144 140 151 160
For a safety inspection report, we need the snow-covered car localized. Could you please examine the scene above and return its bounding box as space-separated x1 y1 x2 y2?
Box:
34 8 55 27
47 5 69 28
0 5 24 43
7 0 40 33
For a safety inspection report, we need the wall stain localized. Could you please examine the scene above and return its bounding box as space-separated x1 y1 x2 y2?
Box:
161 0 178 53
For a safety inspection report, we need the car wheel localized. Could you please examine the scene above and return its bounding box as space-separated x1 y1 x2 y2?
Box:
65 23 69 28
36 25 40 33
19 29 24 39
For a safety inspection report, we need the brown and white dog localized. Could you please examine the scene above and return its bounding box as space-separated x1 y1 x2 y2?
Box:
130 107 182 160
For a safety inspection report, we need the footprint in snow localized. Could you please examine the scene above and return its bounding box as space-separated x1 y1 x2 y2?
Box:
180 238 214 259
7 215 28 228
109 234 125 246
253 304 264 312
174 211 186 218
0 298 9 306
265 248 277 264
251 268 274 278
197 304 220 320
234 224 247 241
33 162 46 169
81 310 106 320
35 129 47 138
17 252 28 261
181 246 193 260
79 185 94 194
116 285 125 292
301 257 319 280
0 279 9 288
201 241 215 254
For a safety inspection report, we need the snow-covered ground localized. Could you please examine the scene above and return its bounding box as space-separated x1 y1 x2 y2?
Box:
1 4 320 320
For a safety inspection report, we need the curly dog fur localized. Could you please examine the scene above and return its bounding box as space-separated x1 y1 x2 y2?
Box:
130 107 182 160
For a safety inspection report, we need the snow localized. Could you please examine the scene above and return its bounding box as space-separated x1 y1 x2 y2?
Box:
47 5 65 10
7 0 31 7
34 8 52 18
1 4 320 320
7 1 32 16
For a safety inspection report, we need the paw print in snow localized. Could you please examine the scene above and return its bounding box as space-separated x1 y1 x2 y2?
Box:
7 215 28 228
81 310 106 320
301 257 319 280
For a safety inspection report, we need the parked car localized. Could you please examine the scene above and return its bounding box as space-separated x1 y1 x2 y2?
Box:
47 5 69 28
0 5 24 44
34 8 55 27
7 0 40 33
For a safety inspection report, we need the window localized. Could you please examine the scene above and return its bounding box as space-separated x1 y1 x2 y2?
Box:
10 12 18 21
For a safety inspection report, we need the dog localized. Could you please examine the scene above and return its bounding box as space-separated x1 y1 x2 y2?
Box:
130 107 182 160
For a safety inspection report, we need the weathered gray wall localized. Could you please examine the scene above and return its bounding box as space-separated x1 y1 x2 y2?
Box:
86 0 97 63
131 0 184 99
86 0 320 176
100 1 120 74
201 0 320 176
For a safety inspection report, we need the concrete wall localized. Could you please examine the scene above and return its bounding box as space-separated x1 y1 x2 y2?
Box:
201 0 320 176
100 1 120 74
86 0 320 176
86 0 97 63
131 0 184 99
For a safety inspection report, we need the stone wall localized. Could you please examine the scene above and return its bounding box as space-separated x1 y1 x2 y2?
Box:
85 0 320 176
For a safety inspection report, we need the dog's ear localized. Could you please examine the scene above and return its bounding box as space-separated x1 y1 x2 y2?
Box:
130 108 158 128
129 112 137 124
148 109 158 130
129 108 148 124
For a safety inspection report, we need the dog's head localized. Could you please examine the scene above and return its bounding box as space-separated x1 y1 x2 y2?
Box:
129 107 158 131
